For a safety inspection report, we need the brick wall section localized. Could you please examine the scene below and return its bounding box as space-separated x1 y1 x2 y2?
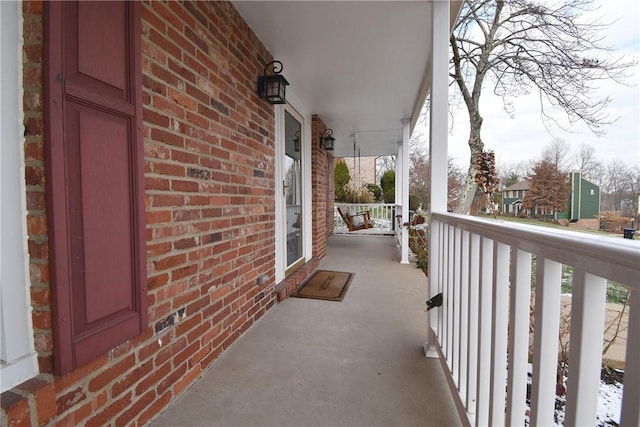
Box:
3 1 282 425
339 156 377 189
311 115 329 259
273 258 320 302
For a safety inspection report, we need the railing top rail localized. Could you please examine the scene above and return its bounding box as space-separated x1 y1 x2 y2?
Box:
432 211 640 289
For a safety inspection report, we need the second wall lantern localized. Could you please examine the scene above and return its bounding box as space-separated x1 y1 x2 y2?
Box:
257 60 289 104
319 129 335 151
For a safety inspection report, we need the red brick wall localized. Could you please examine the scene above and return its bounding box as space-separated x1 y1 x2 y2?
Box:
3 1 281 425
311 115 329 259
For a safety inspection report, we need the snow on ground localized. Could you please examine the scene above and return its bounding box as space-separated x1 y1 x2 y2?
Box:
597 381 623 426
524 364 623 426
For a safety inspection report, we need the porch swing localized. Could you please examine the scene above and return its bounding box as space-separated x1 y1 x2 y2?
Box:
336 136 374 231
337 206 374 231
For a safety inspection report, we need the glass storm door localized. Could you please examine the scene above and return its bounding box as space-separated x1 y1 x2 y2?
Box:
283 109 304 271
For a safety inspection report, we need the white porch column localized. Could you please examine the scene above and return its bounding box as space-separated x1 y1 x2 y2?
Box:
426 0 450 356
395 140 402 245
0 0 39 391
400 119 410 264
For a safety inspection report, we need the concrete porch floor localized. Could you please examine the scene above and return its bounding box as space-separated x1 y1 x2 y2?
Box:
151 235 462 427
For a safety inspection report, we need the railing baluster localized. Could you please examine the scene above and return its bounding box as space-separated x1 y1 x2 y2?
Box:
530 258 562 427
426 218 441 355
452 227 462 386
506 249 532 426
446 225 455 366
564 270 607 426
439 221 446 341
459 230 470 401
620 288 640 426
475 237 494 426
466 233 480 415
489 242 510 426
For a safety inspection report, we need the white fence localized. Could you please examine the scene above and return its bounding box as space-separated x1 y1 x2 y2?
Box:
429 212 640 427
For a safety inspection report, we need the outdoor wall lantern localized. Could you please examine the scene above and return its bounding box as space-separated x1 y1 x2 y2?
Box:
257 60 289 104
319 128 335 151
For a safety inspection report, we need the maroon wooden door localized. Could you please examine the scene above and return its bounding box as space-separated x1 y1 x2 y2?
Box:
45 1 146 374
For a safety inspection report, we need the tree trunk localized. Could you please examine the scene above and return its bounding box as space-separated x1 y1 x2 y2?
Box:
455 115 484 214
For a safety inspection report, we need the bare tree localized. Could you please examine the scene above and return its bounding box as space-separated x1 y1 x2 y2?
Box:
541 138 572 173
409 152 466 211
409 152 431 206
627 165 640 223
497 159 534 188
574 143 602 184
601 159 631 211
375 155 396 185
450 0 635 214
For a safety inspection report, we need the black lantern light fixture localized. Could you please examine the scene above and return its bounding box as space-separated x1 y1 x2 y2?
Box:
319 128 335 151
293 131 301 152
257 60 289 104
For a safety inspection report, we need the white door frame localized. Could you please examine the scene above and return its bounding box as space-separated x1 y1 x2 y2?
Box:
274 96 312 282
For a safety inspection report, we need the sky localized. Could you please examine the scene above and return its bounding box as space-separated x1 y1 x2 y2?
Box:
420 0 640 171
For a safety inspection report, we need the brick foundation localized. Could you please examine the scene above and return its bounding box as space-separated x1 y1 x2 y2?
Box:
274 258 321 302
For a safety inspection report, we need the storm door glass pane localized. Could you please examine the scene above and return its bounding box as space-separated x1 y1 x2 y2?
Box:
284 111 303 269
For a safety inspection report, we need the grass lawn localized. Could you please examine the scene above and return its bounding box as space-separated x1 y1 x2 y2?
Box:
483 214 622 237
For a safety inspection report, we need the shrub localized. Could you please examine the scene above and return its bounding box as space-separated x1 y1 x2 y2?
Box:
334 160 351 202
408 227 428 275
365 183 382 202
343 185 374 203
380 170 395 202
409 194 422 211
383 189 395 204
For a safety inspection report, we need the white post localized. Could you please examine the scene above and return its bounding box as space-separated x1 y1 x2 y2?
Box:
425 0 450 358
564 270 607 426
620 288 640 426
400 119 410 264
529 258 562 427
428 0 449 214
0 0 40 392
395 141 403 246
505 249 532 426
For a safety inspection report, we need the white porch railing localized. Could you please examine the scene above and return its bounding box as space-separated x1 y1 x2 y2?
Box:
334 203 396 233
429 212 640 427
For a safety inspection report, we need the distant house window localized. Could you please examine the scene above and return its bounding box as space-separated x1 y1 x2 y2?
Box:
590 189 595 196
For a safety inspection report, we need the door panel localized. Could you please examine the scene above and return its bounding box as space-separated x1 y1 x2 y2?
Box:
77 106 134 324
77 2 127 91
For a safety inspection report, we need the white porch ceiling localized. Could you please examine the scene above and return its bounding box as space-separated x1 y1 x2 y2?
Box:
232 1 462 159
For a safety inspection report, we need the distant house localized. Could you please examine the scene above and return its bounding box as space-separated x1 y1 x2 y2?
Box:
559 171 601 229
501 181 531 217
501 171 601 229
